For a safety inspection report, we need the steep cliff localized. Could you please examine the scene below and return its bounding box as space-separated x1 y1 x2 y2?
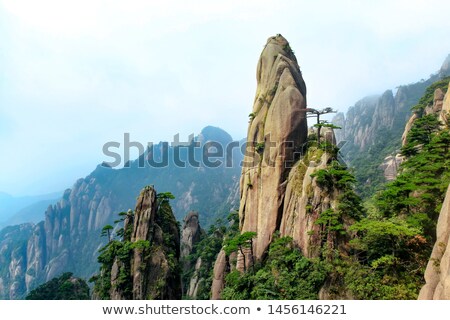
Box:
239 34 308 260
92 186 181 300
419 185 450 299
180 211 203 260
212 35 362 299
0 224 33 299
26 272 90 300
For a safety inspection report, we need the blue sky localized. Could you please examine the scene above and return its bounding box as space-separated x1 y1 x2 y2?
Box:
1 0 450 196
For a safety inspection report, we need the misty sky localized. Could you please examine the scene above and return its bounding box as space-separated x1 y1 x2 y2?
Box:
1 0 450 196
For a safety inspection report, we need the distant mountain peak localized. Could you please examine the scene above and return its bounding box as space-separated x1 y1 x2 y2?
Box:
197 126 233 145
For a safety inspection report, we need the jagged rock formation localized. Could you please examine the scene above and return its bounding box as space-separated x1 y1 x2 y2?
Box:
0 224 33 299
0 126 241 299
95 186 181 300
380 154 404 181
332 57 450 196
336 55 450 152
401 113 419 146
239 34 308 260
211 250 228 300
211 35 357 299
181 211 202 260
441 86 450 125
419 185 450 299
180 211 205 298
186 257 203 299
403 81 450 145
339 91 395 150
132 187 181 300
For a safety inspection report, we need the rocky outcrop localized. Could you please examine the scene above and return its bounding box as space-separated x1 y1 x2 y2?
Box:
332 112 346 143
211 250 228 300
418 82 450 300
441 87 450 124
403 83 450 147
239 34 308 261
401 113 419 146
419 185 450 299
181 211 202 260
380 154 404 181
180 211 204 298
186 257 203 298
96 186 182 300
131 187 181 300
0 224 33 299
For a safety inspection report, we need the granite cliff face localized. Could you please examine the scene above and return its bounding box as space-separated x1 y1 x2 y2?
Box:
419 185 450 299
180 211 204 298
0 177 115 299
239 34 308 260
211 35 357 299
339 91 395 150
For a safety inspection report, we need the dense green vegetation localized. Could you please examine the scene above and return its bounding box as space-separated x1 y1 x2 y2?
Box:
26 272 90 300
221 236 328 300
341 80 450 299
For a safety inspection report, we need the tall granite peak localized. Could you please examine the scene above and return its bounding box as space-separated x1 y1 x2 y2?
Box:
180 211 202 260
239 34 308 260
211 35 360 300
180 211 205 298
94 186 182 300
